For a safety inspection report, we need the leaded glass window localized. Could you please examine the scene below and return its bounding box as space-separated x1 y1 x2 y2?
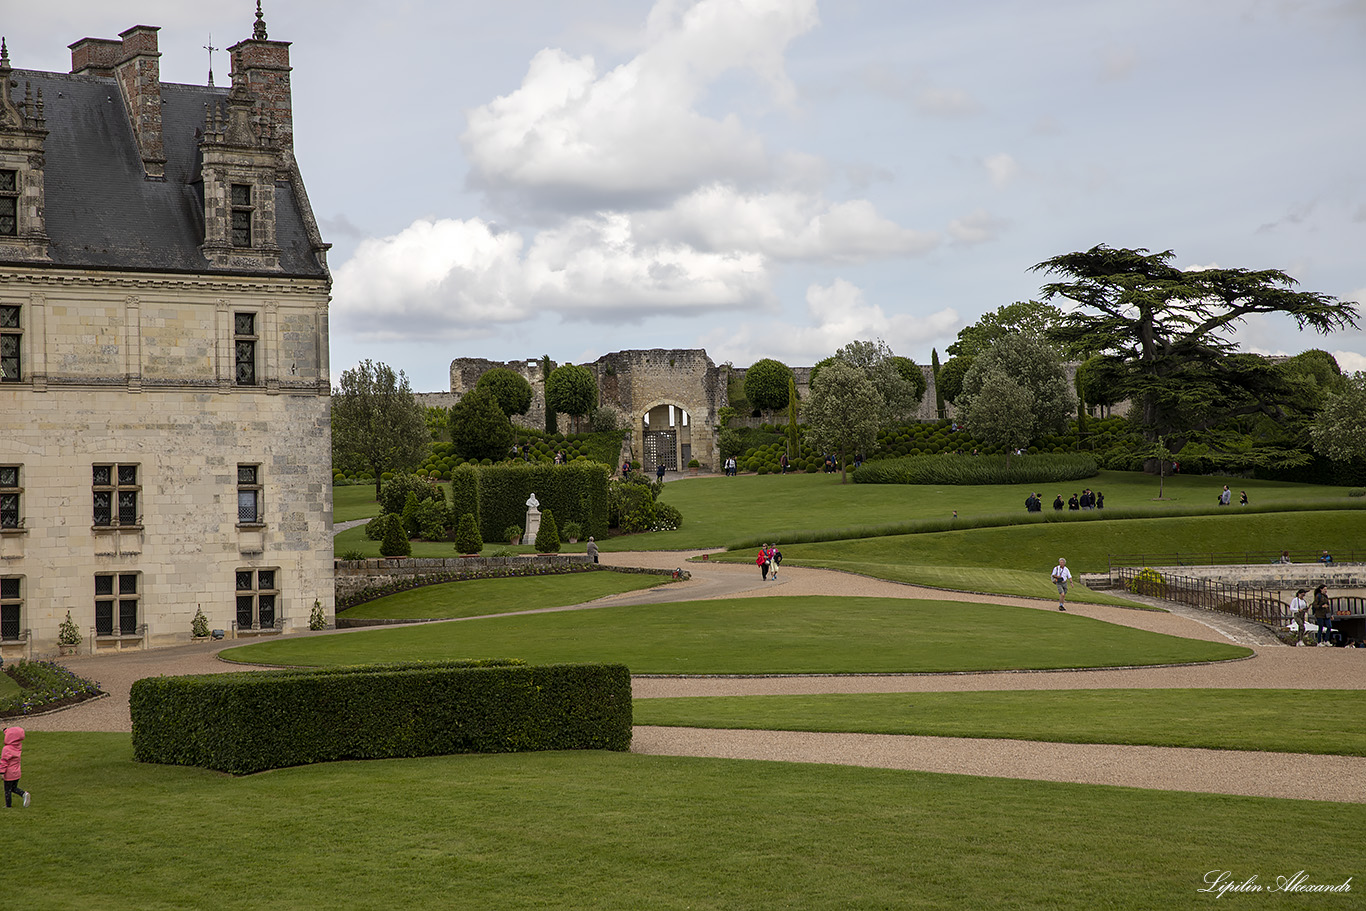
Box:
230 183 251 247
237 464 261 523
0 465 19 529
0 170 16 236
0 305 19 382
93 463 139 527
234 312 257 385
235 568 279 630
0 577 20 640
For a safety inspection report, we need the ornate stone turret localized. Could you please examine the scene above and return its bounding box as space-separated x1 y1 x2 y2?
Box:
0 38 51 260
112 26 166 178
226 1 295 156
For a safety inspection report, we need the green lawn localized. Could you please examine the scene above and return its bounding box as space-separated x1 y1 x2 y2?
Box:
332 483 382 522
10 734 1362 911
340 571 667 620
628 468 1355 551
635 689 1366 756
716 510 1366 582
0 672 20 702
224 596 1248 671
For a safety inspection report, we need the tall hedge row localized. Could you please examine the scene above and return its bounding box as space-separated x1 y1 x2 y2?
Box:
450 463 480 525
477 461 610 544
130 660 631 775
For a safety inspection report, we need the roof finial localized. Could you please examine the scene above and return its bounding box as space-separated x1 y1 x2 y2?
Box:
1 37 9 67
205 33 218 86
253 1 268 41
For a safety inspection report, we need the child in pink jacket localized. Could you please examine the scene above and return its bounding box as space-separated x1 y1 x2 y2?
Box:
2 726 29 808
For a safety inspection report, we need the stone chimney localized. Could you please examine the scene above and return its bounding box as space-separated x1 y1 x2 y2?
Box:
68 37 121 77
112 25 166 179
227 2 294 155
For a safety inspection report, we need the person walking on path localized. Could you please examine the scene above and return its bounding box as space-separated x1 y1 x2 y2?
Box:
1051 558 1072 611
1312 584 1333 645
656 462 666 482
585 536 599 565
768 545 781 580
2 726 29 808
1219 485 1232 506
1289 589 1309 645
757 546 770 581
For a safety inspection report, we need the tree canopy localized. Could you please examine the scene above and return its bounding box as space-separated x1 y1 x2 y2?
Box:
545 364 598 432
946 300 1066 360
803 359 881 484
743 359 793 417
332 360 430 496
957 332 1074 440
831 340 924 423
1035 244 1359 456
957 370 1035 465
449 387 514 462
1310 372 1366 463
475 368 534 417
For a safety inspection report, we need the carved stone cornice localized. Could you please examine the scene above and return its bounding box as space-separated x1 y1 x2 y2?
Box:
0 267 329 302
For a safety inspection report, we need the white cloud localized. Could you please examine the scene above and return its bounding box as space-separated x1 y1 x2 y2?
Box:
948 209 1009 245
460 0 819 208
639 185 939 262
525 213 770 317
1334 350 1366 372
700 278 957 364
332 218 530 341
915 85 982 117
332 213 772 339
983 153 1019 188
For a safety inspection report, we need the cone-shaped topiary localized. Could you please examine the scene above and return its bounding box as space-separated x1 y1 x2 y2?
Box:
534 508 560 553
454 512 483 555
191 606 210 638
379 513 411 557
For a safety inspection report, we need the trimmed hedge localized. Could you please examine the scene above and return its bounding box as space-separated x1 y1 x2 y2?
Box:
130 660 632 775
852 453 1099 486
476 461 610 544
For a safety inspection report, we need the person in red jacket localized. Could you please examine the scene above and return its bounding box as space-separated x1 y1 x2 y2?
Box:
2 726 29 808
756 546 770 581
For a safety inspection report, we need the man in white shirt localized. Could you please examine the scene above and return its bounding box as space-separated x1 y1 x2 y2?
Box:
1051 558 1073 611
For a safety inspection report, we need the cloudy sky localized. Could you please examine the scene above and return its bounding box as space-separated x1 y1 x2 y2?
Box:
10 0 1366 390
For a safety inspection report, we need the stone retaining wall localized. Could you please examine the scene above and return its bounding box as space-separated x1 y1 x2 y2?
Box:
1115 563 1366 593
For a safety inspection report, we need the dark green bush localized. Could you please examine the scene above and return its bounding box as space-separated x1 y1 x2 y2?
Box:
130 661 632 774
454 512 483 554
379 514 411 557
852 453 1098 486
535 508 561 553
379 474 445 518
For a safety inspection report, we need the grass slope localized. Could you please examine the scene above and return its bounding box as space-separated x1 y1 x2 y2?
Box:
339 572 667 620
224 597 1248 672
635 689 1366 756
9 735 1362 911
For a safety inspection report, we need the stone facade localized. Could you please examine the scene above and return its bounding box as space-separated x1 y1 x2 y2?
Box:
0 14 333 658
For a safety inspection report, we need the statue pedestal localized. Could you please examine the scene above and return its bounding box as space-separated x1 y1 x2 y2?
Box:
525 508 541 543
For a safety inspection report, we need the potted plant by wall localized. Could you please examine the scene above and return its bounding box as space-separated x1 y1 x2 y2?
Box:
191 606 211 641
561 520 582 544
58 610 82 656
688 458 700 475
504 524 523 546
309 599 328 631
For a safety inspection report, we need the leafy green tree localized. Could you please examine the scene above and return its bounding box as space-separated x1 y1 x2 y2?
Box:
425 405 451 442
379 473 444 518
449 387 514 461
546 364 597 433
1310 373 1366 463
1075 355 1124 418
806 356 839 390
1035 244 1359 456
931 348 945 419
332 360 431 497
956 370 1034 466
833 340 923 422
454 513 483 554
947 301 1066 359
476 368 534 417
743 359 793 421
959 333 1074 438
786 375 800 458
534 508 561 553
937 356 970 405
803 359 881 484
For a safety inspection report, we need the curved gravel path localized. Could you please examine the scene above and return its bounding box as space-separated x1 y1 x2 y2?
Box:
26 549 1366 802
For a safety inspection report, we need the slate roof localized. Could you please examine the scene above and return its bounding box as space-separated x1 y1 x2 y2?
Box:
6 68 327 279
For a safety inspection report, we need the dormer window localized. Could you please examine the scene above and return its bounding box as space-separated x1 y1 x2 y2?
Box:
0 170 17 236
231 183 252 247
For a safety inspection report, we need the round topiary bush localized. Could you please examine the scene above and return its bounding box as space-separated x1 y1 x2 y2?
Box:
1125 567 1168 598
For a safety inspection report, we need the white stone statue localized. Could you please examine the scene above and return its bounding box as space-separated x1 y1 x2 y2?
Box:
525 492 542 541
526 492 540 512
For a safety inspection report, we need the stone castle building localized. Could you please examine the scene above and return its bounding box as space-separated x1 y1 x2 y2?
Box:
0 7 333 657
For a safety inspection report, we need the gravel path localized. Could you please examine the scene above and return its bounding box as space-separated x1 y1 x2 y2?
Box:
27 549 1366 802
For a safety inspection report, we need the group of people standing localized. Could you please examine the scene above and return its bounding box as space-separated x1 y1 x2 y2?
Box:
1027 490 1103 512
1289 585 1338 645
1217 485 1249 506
755 544 782 581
